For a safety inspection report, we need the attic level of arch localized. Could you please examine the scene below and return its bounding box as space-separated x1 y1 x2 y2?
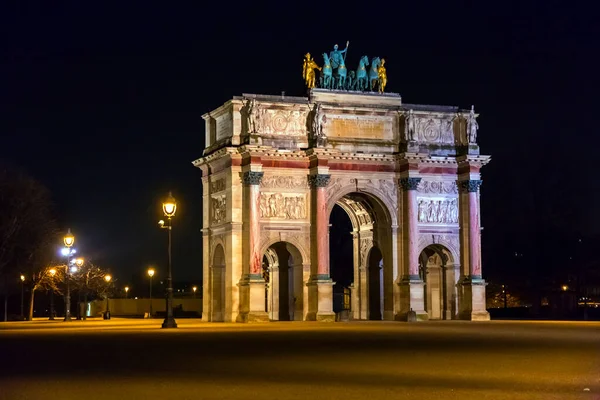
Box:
200 90 481 157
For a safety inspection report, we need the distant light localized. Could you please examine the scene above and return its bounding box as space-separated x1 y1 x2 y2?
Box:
134 297 138 300
20 274 25 282
104 274 112 282
70 266 78 273
562 285 568 291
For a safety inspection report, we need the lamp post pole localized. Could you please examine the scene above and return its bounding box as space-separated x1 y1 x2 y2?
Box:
162 216 177 328
64 255 72 321
149 275 153 317
20 275 25 320
159 192 177 329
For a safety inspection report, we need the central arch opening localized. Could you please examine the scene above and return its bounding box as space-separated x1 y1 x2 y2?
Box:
328 191 392 320
261 241 303 321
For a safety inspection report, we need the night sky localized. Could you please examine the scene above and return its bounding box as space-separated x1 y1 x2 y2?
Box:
1 3 597 287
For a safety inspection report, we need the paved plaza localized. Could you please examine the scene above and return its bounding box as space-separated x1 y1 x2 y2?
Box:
1 319 599 400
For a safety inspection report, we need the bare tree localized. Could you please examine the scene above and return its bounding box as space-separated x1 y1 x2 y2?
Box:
72 261 113 319
26 263 65 320
0 162 58 320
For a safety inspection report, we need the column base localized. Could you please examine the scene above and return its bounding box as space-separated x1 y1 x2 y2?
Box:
310 275 335 322
458 276 489 321
397 276 428 322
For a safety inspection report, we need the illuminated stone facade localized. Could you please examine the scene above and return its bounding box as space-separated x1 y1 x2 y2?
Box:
193 89 490 322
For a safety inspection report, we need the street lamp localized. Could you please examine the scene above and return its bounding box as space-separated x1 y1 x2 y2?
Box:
48 268 56 320
159 191 177 329
124 286 130 299
147 268 155 318
104 274 112 318
20 275 25 320
192 286 197 298
63 229 74 322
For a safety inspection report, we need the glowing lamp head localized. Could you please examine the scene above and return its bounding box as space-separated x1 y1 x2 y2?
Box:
562 285 568 291
162 192 177 217
147 268 155 278
63 229 75 247
104 274 112 283
70 266 78 274
192 286 197 293
75 258 84 267
124 286 129 293
49 268 57 276
158 220 165 227
61 248 70 256
20 274 25 282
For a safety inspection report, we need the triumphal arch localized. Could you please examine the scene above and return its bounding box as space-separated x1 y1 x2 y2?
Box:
193 45 490 322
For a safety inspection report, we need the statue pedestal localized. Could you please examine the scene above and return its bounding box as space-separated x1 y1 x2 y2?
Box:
396 277 428 321
458 277 490 321
238 277 269 323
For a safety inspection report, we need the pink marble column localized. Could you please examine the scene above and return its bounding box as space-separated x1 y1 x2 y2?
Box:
243 171 264 276
309 174 331 278
400 177 421 279
464 180 483 277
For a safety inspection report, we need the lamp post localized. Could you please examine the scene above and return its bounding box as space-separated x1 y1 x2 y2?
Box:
124 286 129 299
20 274 25 320
63 229 75 322
48 268 56 320
104 275 112 318
73 258 84 320
192 286 197 299
159 191 178 328
147 268 155 318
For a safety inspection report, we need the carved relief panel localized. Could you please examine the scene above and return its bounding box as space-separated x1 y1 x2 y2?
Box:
211 194 227 224
260 109 308 136
210 178 226 194
417 198 458 224
259 193 307 220
415 117 455 145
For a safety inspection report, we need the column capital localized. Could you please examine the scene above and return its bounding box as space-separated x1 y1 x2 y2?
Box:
458 179 482 193
399 177 421 191
308 174 331 188
242 171 264 186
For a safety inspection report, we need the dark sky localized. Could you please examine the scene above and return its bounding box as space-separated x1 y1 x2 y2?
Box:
1 2 597 285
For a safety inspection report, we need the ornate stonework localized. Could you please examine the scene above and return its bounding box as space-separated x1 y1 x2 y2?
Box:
459 179 483 193
308 174 331 188
261 175 309 189
400 177 421 191
417 198 459 224
211 178 226 193
242 171 264 186
212 195 226 224
417 180 458 194
260 109 308 136
195 89 491 323
259 193 307 219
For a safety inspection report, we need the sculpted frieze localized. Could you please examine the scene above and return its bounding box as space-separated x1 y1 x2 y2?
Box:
261 175 309 189
260 193 307 219
417 198 458 224
417 180 458 194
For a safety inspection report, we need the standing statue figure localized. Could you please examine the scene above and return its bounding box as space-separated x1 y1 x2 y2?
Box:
467 105 479 144
312 103 327 147
302 53 321 89
405 109 416 141
377 58 387 93
329 41 349 70
247 99 261 133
